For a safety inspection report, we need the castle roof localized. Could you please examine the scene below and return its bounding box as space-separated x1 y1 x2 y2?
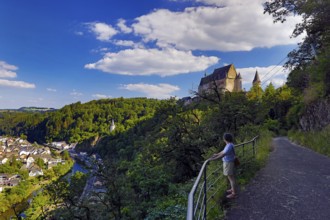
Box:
199 64 233 86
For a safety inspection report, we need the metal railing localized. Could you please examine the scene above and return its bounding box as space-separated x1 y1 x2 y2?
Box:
187 136 259 220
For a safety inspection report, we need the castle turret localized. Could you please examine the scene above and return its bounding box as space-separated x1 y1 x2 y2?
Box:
234 73 242 92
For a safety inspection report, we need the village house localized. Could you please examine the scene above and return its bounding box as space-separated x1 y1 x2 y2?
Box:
1 157 8 164
0 136 76 193
26 155 35 168
38 147 51 155
0 173 21 186
50 141 68 150
0 173 9 185
0 136 8 142
19 146 36 156
0 146 6 153
28 165 44 177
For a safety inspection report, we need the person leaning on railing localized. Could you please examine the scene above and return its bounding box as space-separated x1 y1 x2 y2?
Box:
209 133 237 199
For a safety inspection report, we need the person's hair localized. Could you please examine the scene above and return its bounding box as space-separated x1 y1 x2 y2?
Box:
223 133 234 143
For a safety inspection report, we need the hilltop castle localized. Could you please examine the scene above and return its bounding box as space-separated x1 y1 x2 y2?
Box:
198 64 260 94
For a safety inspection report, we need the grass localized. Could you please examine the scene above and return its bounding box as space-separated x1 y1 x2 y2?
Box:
288 125 330 157
236 130 272 187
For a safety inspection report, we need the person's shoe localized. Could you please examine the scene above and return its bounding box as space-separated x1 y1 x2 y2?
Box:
226 189 233 193
226 193 236 199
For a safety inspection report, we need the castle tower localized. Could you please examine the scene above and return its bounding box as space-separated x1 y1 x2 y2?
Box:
252 70 261 86
110 119 115 132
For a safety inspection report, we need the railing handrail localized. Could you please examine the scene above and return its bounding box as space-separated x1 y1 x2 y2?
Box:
187 136 259 220
187 159 210 220
234 136 258 148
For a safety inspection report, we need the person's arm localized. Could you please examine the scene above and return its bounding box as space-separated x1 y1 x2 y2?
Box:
209 151 225 160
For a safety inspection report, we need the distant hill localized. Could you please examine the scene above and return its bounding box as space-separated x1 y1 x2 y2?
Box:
0 107 56 112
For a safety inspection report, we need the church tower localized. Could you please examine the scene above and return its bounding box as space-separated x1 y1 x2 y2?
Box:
252 70 261 86
110 119 115 132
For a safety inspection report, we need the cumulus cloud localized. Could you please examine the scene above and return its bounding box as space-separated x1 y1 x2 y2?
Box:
132 1 302 51
120 83 180 99
84 0 302 78
92 94 111 99
117 19 132 33
0 79 35 89
0 61 36 89
85 48 218 76
86 22 118 42
0 61 18 78
237 65 290 90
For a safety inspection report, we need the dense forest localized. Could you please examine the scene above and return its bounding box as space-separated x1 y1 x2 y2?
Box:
0 98 163 144
0 0 329 219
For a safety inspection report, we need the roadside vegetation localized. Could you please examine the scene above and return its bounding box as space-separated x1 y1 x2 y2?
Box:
288 125 330 157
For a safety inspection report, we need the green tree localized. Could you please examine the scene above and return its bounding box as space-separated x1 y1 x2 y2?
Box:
35 157 45 169
264 0 330 68
247 84 263 101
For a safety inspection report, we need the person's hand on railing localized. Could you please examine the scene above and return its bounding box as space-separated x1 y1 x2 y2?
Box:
209 152 224 161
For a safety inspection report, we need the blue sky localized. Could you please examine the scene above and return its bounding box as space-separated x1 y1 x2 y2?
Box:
0 0 302 109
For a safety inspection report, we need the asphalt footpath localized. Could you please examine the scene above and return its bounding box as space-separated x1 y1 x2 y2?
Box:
225 137 330 220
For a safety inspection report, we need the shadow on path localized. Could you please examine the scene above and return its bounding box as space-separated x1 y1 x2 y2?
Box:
225 137 330 220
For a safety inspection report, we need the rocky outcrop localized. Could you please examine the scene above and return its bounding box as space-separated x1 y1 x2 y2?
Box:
75 135 101 152
299 97 330 131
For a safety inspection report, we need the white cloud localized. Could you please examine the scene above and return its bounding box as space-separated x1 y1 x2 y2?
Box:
85 48 219 76
0 61 36 89
132 2 302 51
75 31 84 36
0 61 18 78
92 94 111 99
237 65 290 90
0 79 35 89
120 83 180 99
113 40 137 47
117 19 132 33
87 22 118 42
70 90 83 98
268 78 286 88
90 47 110 54
47 88 57 92
28 97 44 103
196 0 237 6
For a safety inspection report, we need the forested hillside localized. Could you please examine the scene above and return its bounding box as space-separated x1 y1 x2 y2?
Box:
0 88 294 218
0 98 163 144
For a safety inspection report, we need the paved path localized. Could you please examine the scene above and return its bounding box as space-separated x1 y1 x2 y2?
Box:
225 137 330 220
